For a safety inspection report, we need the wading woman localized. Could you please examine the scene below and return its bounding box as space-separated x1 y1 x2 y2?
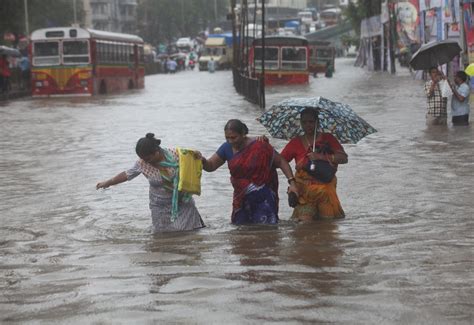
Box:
199 119 298 225
281 107 348 221
96 133 205 233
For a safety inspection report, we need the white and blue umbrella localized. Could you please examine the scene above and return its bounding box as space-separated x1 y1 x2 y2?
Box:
257 97 377 144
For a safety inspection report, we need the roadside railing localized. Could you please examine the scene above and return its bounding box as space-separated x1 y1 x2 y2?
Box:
232 68 265 108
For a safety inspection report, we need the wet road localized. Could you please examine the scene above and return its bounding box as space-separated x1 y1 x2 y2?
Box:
1 58 473 324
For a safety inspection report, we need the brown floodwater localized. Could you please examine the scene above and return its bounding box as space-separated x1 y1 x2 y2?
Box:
0 58 473 324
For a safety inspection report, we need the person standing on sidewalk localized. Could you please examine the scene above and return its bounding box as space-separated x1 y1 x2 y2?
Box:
447 70 470 126
0 54 11 94
19 55 30 90
424 67 447 125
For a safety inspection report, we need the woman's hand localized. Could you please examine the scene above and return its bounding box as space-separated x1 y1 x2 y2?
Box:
256 134 269 142
193 151 203 160
307 152 326 161
96 181 109 190
288 183 298 195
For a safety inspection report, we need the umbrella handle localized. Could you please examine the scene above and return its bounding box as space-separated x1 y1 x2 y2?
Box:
312 125 317 152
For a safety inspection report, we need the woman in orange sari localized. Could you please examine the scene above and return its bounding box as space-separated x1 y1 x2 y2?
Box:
281 108 348 221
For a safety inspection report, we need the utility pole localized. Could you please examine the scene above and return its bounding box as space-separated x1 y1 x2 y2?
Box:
73 0 77 25
181 0 185 35
24 0 29 37
214 0 218 22
388 1 396 74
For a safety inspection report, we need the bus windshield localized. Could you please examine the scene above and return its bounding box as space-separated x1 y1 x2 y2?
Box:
33 42 60 66
281 47 307 70
63 40 89 64
254 47 279 70
204 47 224 56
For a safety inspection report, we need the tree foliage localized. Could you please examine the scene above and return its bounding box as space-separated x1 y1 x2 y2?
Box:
0 0 83 45
343 0 381 36
136 0 230 46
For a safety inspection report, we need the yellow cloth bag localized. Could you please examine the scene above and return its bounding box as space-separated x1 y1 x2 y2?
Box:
177 148 202 195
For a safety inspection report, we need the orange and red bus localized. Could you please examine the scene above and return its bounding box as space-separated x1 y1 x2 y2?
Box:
30 27 144 97
251 36 309 85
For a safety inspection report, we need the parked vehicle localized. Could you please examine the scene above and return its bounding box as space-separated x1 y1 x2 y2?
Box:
198 33 233 71
320 8 342 26
176 37 193 52
298 11 314 26
30 27 144 97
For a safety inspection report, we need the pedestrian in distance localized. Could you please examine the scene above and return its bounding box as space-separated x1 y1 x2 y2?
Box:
280 107 348 222
0 54 11 94
96 133 205 233
166 58 177 74
207 57 216 73
446 70 470 126
19 55 30 90
424 67 448 125
325 61 333 78
196 119 298 225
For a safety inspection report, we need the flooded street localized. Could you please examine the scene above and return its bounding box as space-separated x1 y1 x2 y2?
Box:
1 58 473 323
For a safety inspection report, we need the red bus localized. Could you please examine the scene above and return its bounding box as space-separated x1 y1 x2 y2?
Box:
251 36 309 85
30 27 144 97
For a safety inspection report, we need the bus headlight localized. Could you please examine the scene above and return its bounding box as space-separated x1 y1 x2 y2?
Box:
80 80 88 87
35 81 43 87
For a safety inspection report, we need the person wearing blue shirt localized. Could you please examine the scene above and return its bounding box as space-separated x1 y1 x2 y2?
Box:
447 71 470 126
19 56 30 90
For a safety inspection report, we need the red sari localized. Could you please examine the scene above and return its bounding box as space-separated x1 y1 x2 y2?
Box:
228 140 279 224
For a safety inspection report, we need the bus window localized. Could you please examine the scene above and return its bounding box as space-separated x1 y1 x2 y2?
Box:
98 42 106 63
254 47 279 70
281 47 307 70
127 45 133 63
107 43 113 62
63 40 89 64
139 45 144 63
33 41 60 66
128 45 134 63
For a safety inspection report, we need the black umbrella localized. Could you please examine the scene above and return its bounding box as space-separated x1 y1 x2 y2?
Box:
409 39 461 71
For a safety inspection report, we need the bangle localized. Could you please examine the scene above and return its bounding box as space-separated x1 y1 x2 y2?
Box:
287 177 296 184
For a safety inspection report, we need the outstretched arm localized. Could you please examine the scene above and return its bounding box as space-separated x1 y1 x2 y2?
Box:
201 152 225 172
193 151 225 172
96 171 128 189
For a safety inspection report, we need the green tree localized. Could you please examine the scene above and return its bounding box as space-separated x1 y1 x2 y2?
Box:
343 0 381 36
0 0 83 45
136 0 230 46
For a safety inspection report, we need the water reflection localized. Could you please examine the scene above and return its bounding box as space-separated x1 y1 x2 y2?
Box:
287 221 342 269
1 59 473 323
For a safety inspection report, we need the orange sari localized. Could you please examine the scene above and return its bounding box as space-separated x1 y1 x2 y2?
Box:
281 134 345 220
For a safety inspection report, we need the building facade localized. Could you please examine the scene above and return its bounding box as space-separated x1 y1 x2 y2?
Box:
83 0 137 34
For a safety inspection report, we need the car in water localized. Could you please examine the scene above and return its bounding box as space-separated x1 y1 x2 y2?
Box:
176 37 193 52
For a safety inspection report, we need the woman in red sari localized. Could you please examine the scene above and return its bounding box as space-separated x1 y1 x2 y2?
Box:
200 119 298 224
281 108 348 221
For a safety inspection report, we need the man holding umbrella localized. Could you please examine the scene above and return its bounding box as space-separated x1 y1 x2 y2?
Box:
424 67 447 125
410 40 462 126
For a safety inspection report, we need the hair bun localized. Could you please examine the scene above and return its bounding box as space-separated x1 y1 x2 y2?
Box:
146 133 154 139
